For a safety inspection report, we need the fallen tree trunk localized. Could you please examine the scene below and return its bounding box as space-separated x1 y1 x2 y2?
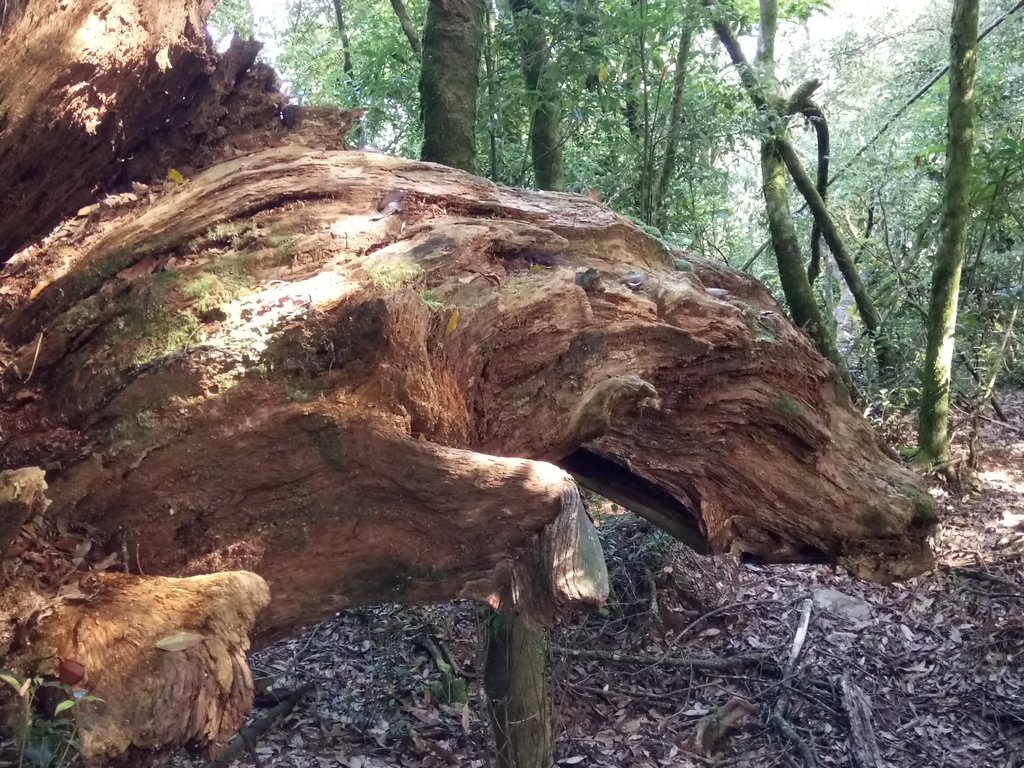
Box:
0 146 935 758
0 2 935 761
0 145 937 582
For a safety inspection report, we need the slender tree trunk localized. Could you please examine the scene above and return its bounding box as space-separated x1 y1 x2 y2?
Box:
483 0 500 180
654 25 693 232
804 105 829 284
762 141 851 391
918 0 979 466
511 0 564 191
775 139 897 374
419 0 485 173
485 613 554 768
708 0 851 390
637 0 655 223
389 0 422 54
331 0 361 145
331 0 355 81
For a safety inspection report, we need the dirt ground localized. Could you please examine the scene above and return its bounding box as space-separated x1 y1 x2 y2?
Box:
174 396 1024 768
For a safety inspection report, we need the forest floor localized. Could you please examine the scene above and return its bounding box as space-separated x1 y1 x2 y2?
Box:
176 395 1024 768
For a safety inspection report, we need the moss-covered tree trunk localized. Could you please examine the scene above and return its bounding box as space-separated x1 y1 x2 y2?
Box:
762 141 849 388
511 0 564 192
419 0 485 173
774 139 897 376
708 0 891 385
917 0 979 466
485 613 554 768
654 23 693 232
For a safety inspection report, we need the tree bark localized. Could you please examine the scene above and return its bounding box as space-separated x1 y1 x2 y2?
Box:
918 0 979 466
419 0 485 173
485 613 553 768
511 0 564 192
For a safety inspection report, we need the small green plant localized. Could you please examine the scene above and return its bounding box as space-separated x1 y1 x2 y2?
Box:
0 668 102 768
420 290 443 309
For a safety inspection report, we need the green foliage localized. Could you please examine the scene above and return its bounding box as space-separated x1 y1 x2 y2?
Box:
208 0 255 41
0 670 102 768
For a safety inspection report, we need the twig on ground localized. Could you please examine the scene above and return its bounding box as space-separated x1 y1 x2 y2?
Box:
952 567 1023 593
637 597 794 677
551 645 774 674
771 599 816 768
839 676 883 768
201 683 314 768
973 410 1024 436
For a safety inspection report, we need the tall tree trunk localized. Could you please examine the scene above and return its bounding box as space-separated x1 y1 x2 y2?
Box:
918 0 980 466
762 141 851 390
419 0 485 173
389 0 423 54
654 25 693 232
511 0 564 191
774 138 897 375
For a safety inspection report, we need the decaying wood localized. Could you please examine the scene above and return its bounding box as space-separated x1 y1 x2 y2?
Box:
0 143 937 758
201 683 314 768
3 571 269 759
0 3 938 758
0 467 47 562
1 147 937 580
839 676 883 768
0 0 295 263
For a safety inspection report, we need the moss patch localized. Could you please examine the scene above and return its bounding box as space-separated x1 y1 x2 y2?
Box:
311 426 347 471
775 394 803 417
182 272 252 313
898 483 938 526
107 274 203 365
367 260 423 291
109 409 158 443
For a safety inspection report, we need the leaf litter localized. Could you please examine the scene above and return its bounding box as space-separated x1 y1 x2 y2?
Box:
175 394 1024 768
